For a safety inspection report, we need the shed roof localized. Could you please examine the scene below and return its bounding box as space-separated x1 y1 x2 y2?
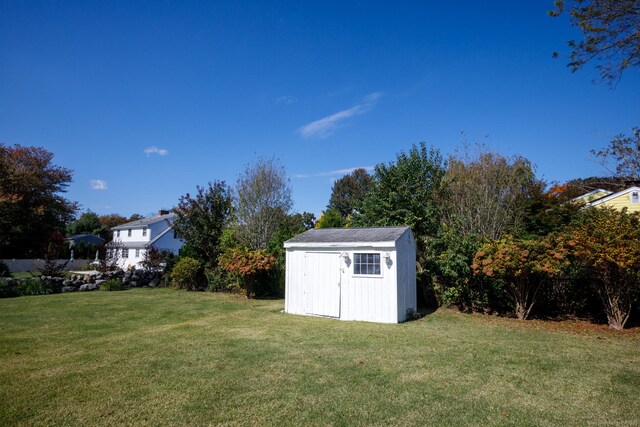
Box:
285 226 410 245
112 213 174 230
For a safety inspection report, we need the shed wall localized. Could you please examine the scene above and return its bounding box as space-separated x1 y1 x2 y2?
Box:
285 245 400 323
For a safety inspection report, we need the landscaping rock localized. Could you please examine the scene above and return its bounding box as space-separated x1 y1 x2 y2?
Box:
79 283 98 291
95 279 106 286
61 286 77 293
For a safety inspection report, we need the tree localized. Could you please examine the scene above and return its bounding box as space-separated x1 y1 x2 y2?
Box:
445 147 539 240
67 211 102 236
353 143 446 286
472 235 569 320
327 168 374 218
315 208 347 228
550 0 640 84
563 206 640 329
591 127 640 179
173 181 233 267
353 142 446 242
235 157 292 250
97 214 132 240
0 144 77 258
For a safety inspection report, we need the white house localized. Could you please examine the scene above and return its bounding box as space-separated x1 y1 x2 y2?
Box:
283 226 417 324
109 211 184 269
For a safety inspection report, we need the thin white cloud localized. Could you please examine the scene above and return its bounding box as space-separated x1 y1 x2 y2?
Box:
144 146 169 157
275 95 296 105
298 92 383 139
90 179 108 190
293 165 374 179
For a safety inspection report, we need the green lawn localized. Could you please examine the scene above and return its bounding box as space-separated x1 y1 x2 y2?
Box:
1 289 638 426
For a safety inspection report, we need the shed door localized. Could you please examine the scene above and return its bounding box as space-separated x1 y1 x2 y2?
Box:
303 252 341 318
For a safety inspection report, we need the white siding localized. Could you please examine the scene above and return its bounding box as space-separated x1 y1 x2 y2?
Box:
284 230 416 324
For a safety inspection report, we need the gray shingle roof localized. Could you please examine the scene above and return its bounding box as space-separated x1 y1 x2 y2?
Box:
285 226 410 244
111 213 175 230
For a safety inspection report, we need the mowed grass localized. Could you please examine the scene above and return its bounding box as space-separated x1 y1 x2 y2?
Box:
1 289 639 426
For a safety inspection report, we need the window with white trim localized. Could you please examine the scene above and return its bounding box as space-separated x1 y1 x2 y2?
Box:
135 249 140 257
631 191 640 204
353 253 381 275
142 228 147 237
128 229 132 237
122 248 128 258
116 230 120 238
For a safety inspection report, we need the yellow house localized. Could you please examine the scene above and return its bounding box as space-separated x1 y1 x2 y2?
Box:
585 186 640 213
572 188 613 204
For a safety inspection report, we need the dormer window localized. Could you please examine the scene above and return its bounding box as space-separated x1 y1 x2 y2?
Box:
632 192 640 204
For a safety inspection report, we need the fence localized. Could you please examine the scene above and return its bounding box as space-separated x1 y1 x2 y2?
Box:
1 259 93 273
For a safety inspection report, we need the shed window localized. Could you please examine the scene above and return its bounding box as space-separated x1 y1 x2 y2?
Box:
354 253 381 275
632 192 640 204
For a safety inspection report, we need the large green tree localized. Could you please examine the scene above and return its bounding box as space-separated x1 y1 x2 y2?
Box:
173 181 234 267
327 168 374 219
0 144 77 258
353 142 446 265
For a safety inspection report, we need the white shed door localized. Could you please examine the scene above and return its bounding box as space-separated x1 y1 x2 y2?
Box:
303 252 341 318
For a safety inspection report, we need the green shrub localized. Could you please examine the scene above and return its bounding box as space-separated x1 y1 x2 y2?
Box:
18 279 52 296
99 279 125 291
170 257 205 291
0 280 19 298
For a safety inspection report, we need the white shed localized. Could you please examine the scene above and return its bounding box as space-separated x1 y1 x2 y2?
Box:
284 226 417 324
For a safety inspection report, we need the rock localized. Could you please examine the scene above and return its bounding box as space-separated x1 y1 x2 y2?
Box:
79 283 98 291
95 279 106 286
63 279 72 286
150 276 160 287
62 286 77 293
129 281 138 288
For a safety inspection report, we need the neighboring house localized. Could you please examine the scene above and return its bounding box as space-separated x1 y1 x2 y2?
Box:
584 186 640 213
571 188 613 204
283 226 416 324
108 210 184 269
66 234 106 248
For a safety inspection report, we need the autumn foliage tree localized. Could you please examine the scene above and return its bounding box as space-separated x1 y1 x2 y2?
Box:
472 235 569 320
218 248 277 298
0 144 77 258
562 207 640 329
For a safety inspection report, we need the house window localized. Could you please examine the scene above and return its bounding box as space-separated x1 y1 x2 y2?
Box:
142 228 147 237
135 249 140 257
128 229 132 237
122 248 128 258
632 192 640 204
353 253 381 275
173 229 177 239
116 230 120 238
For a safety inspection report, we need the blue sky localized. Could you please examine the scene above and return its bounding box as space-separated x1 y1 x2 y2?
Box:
1 1 639 218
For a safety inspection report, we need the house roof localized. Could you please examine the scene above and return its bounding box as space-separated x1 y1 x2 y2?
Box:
571 188 613 203
111 213 174 230
66 234 105 245
587 186 640 207
284 226 411 246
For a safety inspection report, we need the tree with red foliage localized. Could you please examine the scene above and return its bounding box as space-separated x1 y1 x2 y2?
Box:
0 144 77 258
218 248 276 298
